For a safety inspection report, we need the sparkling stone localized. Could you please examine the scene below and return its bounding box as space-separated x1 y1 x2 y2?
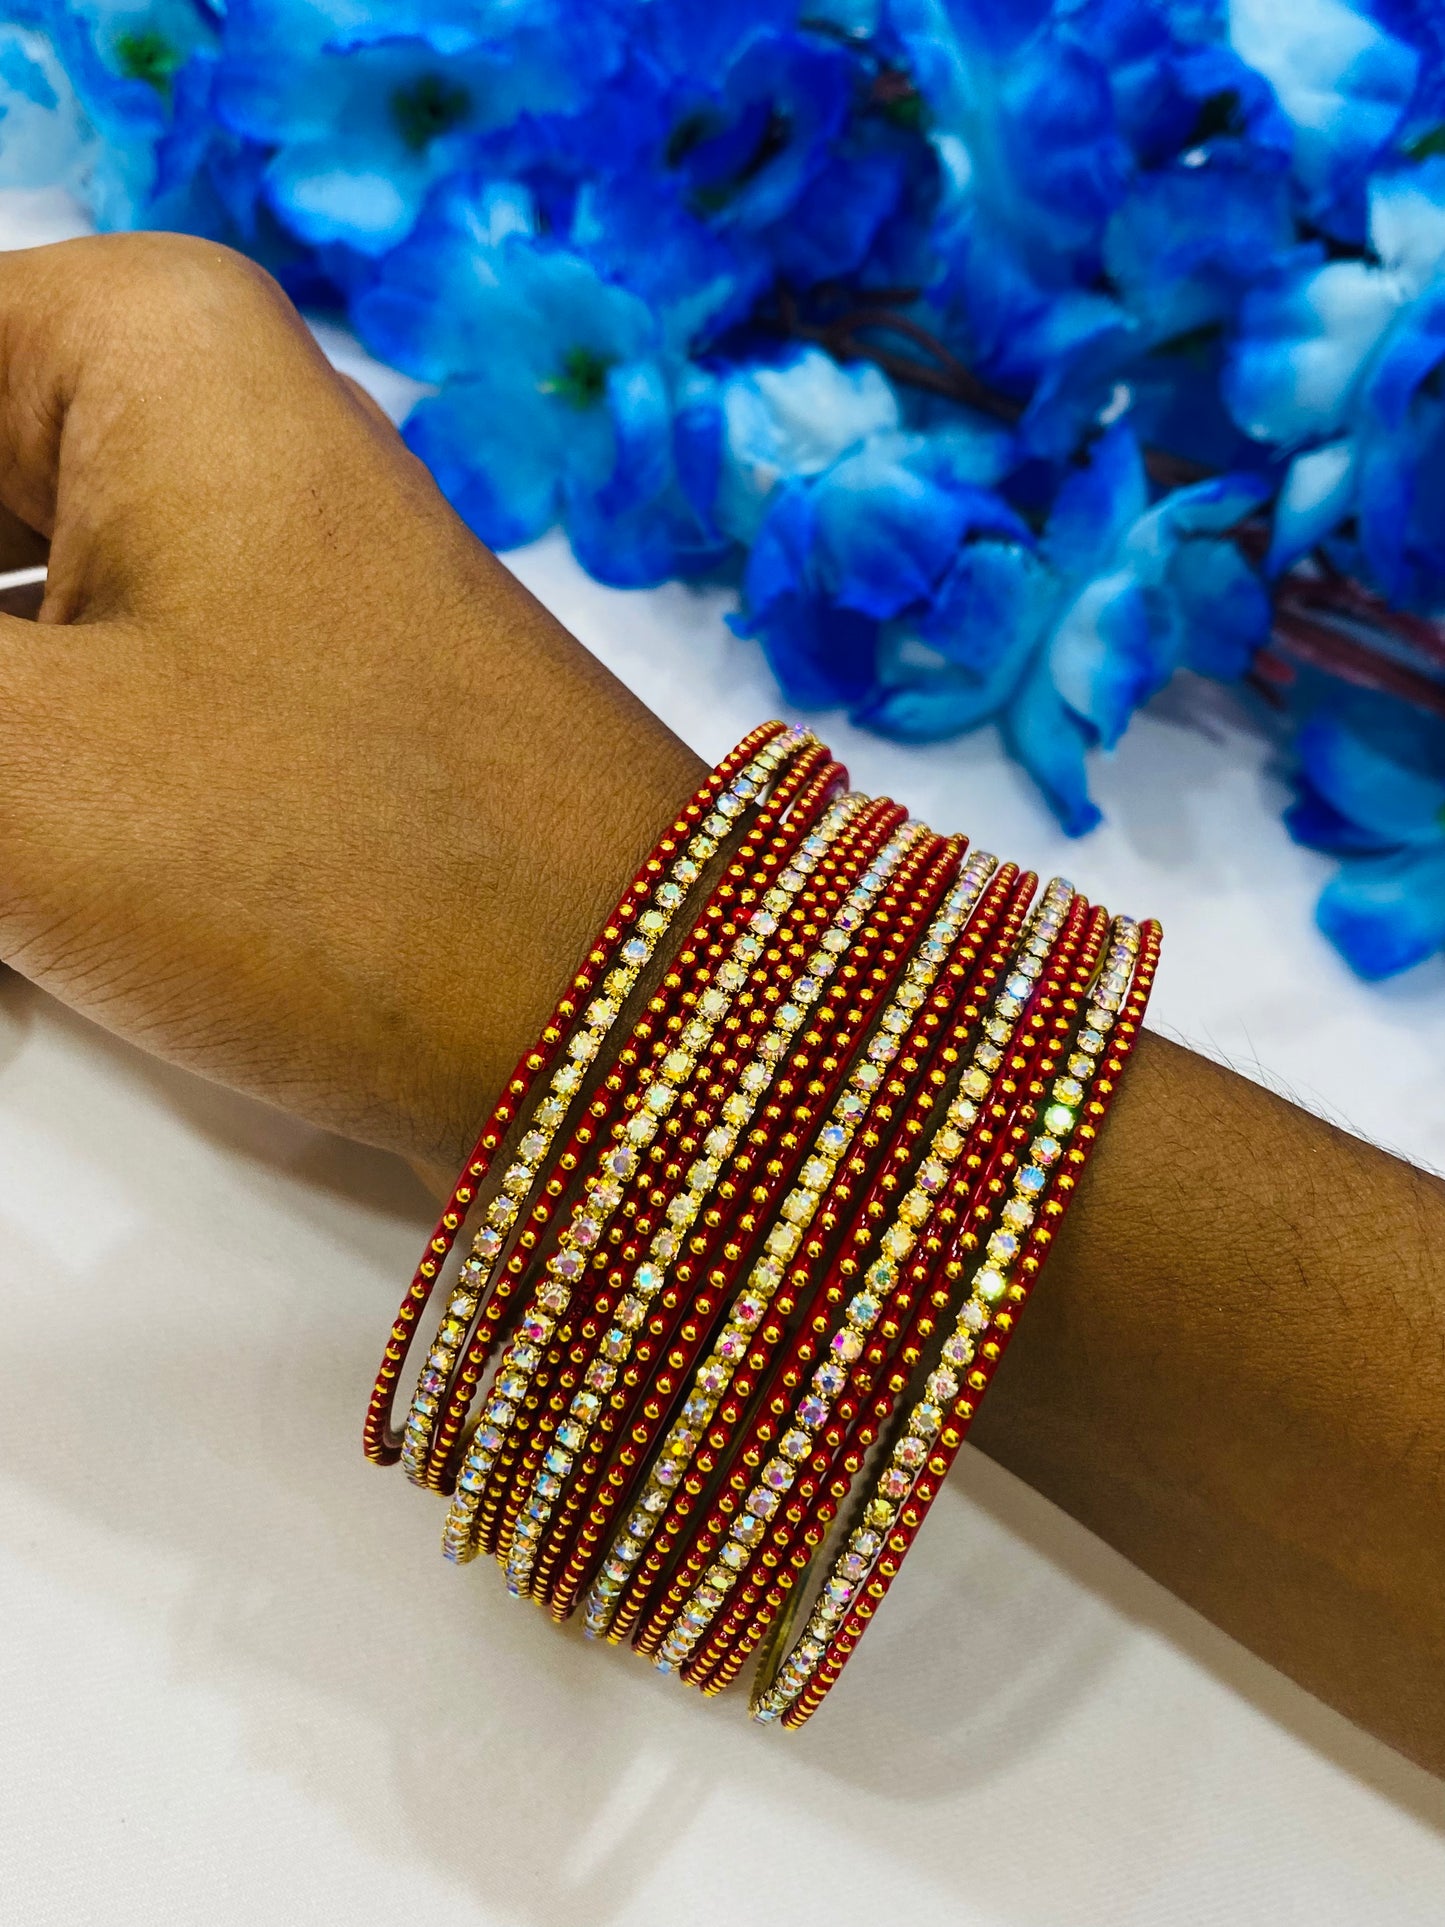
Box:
832 1326 864 1363
752 1256 784 1292
521 1313 553 1345
720 1540 749 1570
1054 1077 1085 1107
731 1513 765 1546
847 1293 880 1329
722 1094 753 1127
740 1062 770 1094
655 1457 681 1487
960 1299 988 1331
747 1488 779 1519
557 1420 586 1451
814 1361 846 1396
974 1265 1008 1304
688 1158 721 1192
551 1249 584 1281
994 994 1022 1021
682 1391 713 1424
944 1325 978 1372
881 1465 911 1500
538 1282 569 1313
750 911 779 937
1043 1103 1075 1136
652 1230 679 1262
881 1224 915 1260
704 1126 733 1160
634 1262 665 1297
863 1499 894 1531
798 1394 829 1429
501 1162 531 1197
762 1459 794 1493
537 1471 562 1501
585 1359 616 1391
601 1329 630 1362
617 1296 646 1330
645 1082 676 1114
699 1362 730 1395
572 1215 602 1248
895 1434 927 1469
780 1428 811 1461
733 1293 766 1331
568 1030 598 1062
987 1228 1020 1265
621 937 649 965
867 1034 898 1064
666 1192 696 1226
976 1043 1004 1073
543 1446 572 1477
716 1328 746 1361
625 1112 659 1146
927 1367 960 1403
781 1189 817 1225
767 1221 800 1259
473 1227 503 1261
900 1190 931 1226
591 1180 623 1214
961 1066 991 1100
571 1390 600 1422
910 1403 943 1439
855 1063 882 1091
825 1576 854 1606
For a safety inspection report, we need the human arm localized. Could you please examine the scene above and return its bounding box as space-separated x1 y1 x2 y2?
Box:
0 233 1440 1770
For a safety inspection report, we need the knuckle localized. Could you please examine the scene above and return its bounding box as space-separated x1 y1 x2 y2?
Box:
66 231 295 362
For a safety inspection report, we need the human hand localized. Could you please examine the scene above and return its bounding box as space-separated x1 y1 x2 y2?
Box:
0 232 701 1178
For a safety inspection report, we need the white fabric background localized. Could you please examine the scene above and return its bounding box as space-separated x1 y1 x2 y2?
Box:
1 187 1443 1925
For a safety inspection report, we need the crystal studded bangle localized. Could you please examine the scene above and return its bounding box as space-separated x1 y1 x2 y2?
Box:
415 742 847 1508
366 720 811 1469
749 914 1159 1725
365 724 1160 1729
639 879 1086 1677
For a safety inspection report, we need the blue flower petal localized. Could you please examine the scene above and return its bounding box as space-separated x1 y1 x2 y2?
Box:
1268 440 1358 573
1224 258 1399 447
1043 421 1148 581
1002 652 1103 838
1229 0 1418 222
1168 537 1272 681
1048 569 1157 748
595 358 673 518
1285 781 1402 855
1316 845 1445 979
1297 697 1445 847
402 381 564 551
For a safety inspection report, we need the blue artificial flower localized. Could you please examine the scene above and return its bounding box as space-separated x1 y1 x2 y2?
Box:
1227 157 1445 605
0 23 87 188
1286 687 1445 976
734 420 1025 708
358 212 724 583
215 0 623 254
1228 0 1419 237
851 420 1270 832
708 346 903 544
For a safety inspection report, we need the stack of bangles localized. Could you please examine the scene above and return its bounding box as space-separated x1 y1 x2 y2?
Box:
364 722 1160 1727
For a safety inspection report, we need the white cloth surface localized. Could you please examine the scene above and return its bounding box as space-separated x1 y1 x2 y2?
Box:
1 188 1443 1926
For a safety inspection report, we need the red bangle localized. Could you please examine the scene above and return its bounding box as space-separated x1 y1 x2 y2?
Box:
363 725 1161 1728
